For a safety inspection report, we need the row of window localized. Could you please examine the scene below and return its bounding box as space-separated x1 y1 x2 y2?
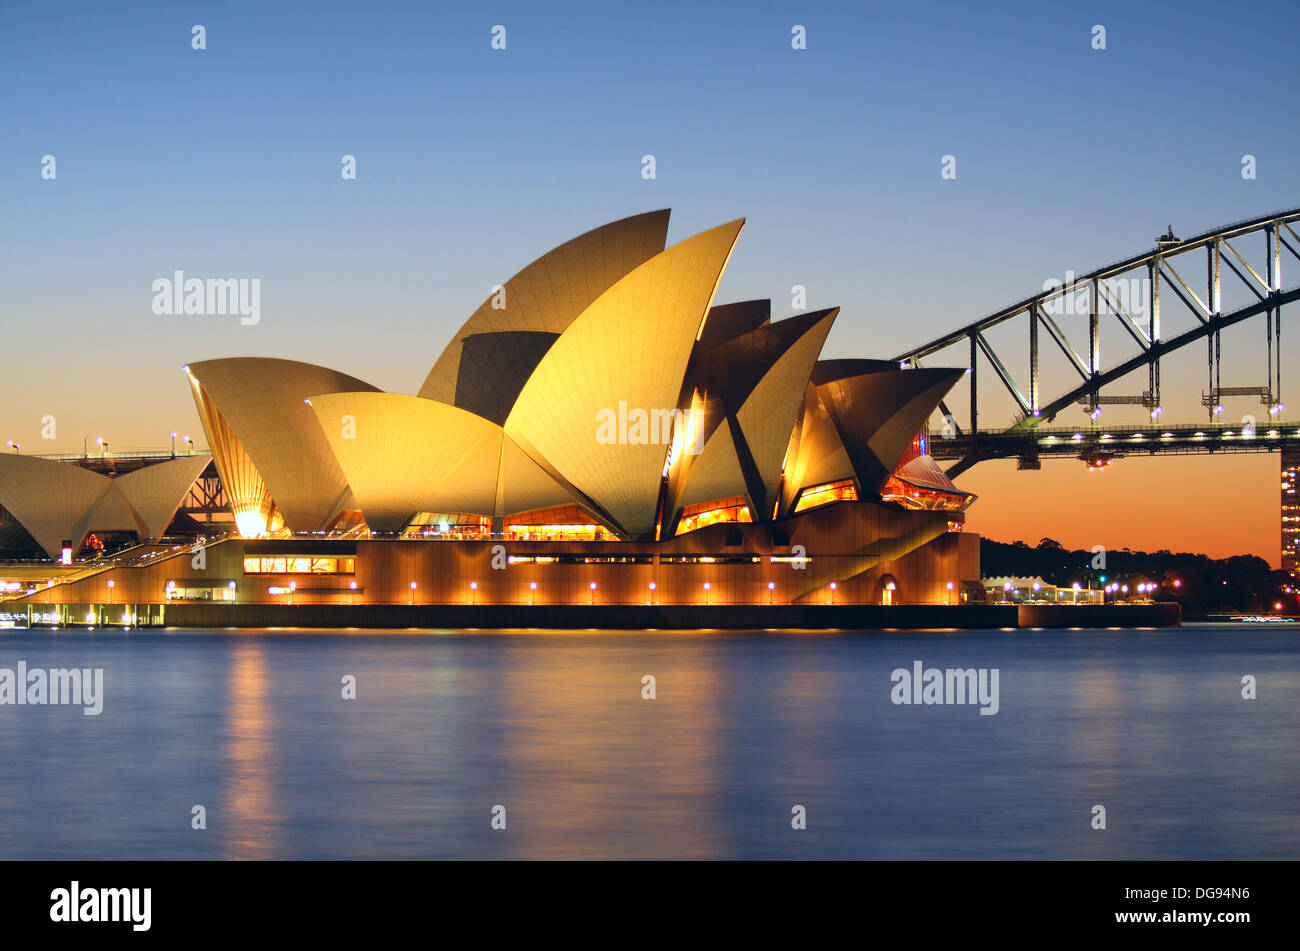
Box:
239 553 818 573
243 557 356 575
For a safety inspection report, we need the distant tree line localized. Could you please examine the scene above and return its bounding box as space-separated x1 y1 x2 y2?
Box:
980 536 1295 618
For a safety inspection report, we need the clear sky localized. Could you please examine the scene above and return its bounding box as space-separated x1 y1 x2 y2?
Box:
2 0 1296 563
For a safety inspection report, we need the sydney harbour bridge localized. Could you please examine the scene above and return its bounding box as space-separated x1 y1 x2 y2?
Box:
894 206 1299 574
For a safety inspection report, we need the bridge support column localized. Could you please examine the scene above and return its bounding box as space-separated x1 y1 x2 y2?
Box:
969 333 978 433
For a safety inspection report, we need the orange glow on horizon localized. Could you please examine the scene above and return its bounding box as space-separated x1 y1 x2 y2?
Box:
957 454 1281 567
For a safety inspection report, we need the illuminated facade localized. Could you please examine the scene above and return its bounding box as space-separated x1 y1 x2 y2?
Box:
3 210 981 608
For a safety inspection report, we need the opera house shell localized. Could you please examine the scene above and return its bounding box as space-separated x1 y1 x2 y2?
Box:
0 453 213 561
2 210 980 608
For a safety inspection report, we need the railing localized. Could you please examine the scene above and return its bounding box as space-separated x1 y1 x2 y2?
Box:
241 531 625 543
32 447 209 461
0 534 240 601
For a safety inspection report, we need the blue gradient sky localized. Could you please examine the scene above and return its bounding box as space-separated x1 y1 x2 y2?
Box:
2 0 1297 560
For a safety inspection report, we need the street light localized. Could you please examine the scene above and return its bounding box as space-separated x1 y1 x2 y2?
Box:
171 431 178 455
829 581 837 605
470 581 478 605
647 581 657 605
589 581 597 605
703 581 711 605
96 437 108 457
5 441 17 453
767 580 775 605
184 434 194 453
409 580 417 604
529 581 537 606
947 580 955 605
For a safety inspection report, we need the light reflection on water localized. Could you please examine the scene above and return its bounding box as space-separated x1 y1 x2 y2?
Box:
0 624 1295 860
224 640 278 859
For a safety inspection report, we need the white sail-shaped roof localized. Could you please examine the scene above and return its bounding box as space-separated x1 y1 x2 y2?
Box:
0 455 116 559
311 392 577 532
114 453 213 541
504 219 744 537
734 309 837 515
417 210 672 423
186 358 381 533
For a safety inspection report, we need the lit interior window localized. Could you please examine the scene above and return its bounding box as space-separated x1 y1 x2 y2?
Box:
403 514 491 538
675 496 752 535
505 505 616 542
880 476 969 512
793 480 858 513
242 556 355 574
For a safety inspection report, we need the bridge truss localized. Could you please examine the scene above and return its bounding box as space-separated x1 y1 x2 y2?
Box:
893 207 1300 476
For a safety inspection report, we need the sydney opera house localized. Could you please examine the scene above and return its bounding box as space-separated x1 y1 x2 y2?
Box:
0 211 980 614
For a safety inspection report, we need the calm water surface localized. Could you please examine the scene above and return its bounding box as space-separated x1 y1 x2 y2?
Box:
0 624 1296 859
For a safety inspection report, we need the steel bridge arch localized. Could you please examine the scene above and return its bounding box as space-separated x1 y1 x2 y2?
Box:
892 207 1300 436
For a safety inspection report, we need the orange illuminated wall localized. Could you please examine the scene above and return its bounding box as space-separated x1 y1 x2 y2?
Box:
5 497 981 609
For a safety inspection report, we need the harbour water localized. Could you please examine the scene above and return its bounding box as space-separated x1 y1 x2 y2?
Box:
0 624 1296 860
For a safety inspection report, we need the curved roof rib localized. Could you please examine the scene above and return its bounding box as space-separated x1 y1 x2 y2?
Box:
418 209 672 418
505 218 745 539
186 358 382 532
